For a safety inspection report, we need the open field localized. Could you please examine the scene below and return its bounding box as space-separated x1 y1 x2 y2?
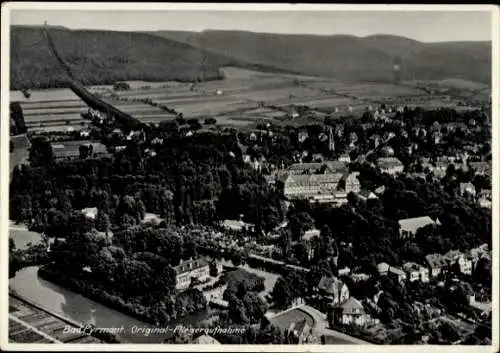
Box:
11 67 489 132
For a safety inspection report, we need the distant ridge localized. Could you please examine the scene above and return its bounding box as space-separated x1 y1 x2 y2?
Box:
10 26 491 89
10 26 296 90
150 29 491 84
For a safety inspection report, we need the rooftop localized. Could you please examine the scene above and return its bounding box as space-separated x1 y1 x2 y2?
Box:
388 266 405 276
398 216 435 233
425 253 448 269
318 276 345 296
402 262 423 272
377 157 403 168
338 297 365 312
174 258 208 275
191 335 220 344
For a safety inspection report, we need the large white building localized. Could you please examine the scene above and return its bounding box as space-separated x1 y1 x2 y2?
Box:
174 258 210 290
398 216 436 239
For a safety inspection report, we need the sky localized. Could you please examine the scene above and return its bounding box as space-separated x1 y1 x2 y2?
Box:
9 9 492 43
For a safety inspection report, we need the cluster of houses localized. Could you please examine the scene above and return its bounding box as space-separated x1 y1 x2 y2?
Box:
374 243 489 288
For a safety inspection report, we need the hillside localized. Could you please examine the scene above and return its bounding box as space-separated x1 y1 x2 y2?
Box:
10 27 291 90
150 30 492 85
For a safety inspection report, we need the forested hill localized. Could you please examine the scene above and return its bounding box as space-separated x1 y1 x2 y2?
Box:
10 26 293 90
150 30 492 84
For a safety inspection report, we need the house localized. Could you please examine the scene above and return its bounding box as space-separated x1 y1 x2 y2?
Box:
374 185 386 196
344 172 361 193
469 161 491 176
191 334 221 344
377 262 390 276
317 276 350 306
388 266 407 284
377 157 404 175
402 262 430 283
460 182 476 198
222 219 254 232
425 253 448 278
338 267 351 276
351 273 371 282
357 190 378 201
174 258 210 290
333 297 369 327
50 141 108 160
444 250 473 275
478 189 492 209
338 154 351 163
469 244 490 267
81 207 98 220
398 216 435 239
287 319 313 344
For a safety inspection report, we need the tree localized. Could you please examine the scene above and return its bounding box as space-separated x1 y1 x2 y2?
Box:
271 277 294 309
95 209 111 236
288 212 315 241
29 137 54 167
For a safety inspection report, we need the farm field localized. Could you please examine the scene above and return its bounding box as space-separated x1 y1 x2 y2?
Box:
11 67 487 132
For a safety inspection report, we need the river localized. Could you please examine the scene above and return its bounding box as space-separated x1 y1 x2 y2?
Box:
9 230 214 343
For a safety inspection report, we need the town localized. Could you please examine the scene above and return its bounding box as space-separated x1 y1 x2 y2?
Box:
7 8 493 348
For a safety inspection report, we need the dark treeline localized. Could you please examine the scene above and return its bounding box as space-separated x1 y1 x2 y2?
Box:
10 131 285 234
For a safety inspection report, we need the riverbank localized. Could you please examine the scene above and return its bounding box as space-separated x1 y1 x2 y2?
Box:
38 264 207 328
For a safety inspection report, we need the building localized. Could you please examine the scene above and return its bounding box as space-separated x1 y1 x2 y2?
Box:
174 258 210 290
460 182 477 198
284 174 343 199
388 266 407 284
377 157 404 175
333 297 369 327
344 172 361 193
469 244 490 267
191 335 221 344
425 254 448 278
377 262 390 276
402 262 430 283
283 163 358 200
398 216 435 239
51 141 108 160
317 276 350 306
309 192 348 206
222 219 255 232
287 161 347 175
374 185 386 196
469 161 491 176
338 154 351 163
444 250 473 275
81 207 98 220
357 190 378 201
478 189 492 209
